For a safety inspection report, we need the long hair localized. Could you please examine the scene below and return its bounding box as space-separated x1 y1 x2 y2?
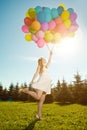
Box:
38 58 45 73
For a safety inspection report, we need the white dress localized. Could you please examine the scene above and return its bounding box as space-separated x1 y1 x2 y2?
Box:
32 67 51 94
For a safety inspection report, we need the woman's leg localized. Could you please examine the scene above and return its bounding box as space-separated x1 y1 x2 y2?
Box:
37 92 46 119
21 88 43 100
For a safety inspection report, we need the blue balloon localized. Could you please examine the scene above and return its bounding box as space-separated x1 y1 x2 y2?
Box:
57 6 64 16
51 8 59 19
44 12 52 22
43 7 51 13
37 11 45 23
35 6 42 14
68 8 74 14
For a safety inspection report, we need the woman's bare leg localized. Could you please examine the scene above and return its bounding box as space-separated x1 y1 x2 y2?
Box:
37 92 46 119
21 88 43 100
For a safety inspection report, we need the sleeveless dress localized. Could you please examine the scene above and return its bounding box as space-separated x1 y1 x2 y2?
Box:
32 67 51 94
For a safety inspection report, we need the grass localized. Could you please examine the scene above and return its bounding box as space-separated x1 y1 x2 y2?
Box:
0 102 87 130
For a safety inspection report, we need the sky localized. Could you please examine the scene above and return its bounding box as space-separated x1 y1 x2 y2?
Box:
0 0 87 89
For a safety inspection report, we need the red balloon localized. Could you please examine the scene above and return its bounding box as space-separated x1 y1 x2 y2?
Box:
24 17 33 26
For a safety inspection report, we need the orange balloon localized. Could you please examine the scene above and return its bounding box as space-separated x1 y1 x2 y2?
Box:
31 21 41 31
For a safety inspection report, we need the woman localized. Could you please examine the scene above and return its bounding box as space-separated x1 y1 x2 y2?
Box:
19 50 53 120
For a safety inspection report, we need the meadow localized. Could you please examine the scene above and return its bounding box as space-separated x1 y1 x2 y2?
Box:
0 102 87 130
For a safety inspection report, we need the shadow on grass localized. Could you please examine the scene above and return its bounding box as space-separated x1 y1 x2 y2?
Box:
24 119 39 130
55 102 72 106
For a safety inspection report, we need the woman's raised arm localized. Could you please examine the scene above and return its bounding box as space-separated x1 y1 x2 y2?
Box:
46 50 53 68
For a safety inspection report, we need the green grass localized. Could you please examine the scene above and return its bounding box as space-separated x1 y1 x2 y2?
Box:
0 102 87 130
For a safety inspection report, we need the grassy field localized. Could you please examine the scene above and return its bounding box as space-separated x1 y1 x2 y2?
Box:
0 102 87 130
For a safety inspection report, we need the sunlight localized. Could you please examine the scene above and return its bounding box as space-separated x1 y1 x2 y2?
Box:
54 29 83 58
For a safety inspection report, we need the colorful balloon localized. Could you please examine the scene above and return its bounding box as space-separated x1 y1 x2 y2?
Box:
41 22 48 31
25 34 32 41
28 8 36 19
31 21 41 31
21 4 79 48
36 38 45 48
61 10 70 21
24 17 33 26
21 25 29 33
70 13 77 21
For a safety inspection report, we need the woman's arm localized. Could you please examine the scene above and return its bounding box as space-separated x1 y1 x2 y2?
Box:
46 50 53 68
31 66 40 84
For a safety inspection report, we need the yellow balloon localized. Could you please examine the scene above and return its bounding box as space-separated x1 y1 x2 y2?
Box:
25 34 32 41
44 32 53 42
25 11 32 19
64 19 71 29
59 3 66 10
28 8 36 19
53 33 61 43
68 32 75 37
61 10 70 21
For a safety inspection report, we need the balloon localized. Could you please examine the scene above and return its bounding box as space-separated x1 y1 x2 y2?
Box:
48 20 56 30
57 6 64 16
24 17 33 26
69 24 79 32
44 31 53 42
68 8 74 14
22 5 79 48
44 7 51 13
61 10 70 21
32 34 38 42
64 19 71 29
35 6 42 14
53 33 61 43
41 22 48 31
37 11 45 23
31 21 41 31
26 11 32 18
44 11 51 22
51 8 59 19
55 17 63 25
25 34 32 41
59 4 66 10
36 30 44 38
36 38 45 48
70 13 77 21
21 25 29 33
29 26 36 34
28 8 36 19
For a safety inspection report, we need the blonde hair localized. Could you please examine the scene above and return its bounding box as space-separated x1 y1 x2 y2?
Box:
38 57 45 73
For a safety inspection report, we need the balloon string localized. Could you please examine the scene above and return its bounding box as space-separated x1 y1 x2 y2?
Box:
46 44 55 52
46 44 50 51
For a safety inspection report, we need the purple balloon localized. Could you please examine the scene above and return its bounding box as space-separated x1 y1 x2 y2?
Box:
70 13 77 21
41 22 48 31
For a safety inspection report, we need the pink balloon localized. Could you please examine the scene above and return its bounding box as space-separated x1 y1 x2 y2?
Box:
21 25 29 33
36 30 44 38
70 13 77 21
48 20 56 30
69 24 79 32
32 34 38 42
36 38 45 48
41 22 48 31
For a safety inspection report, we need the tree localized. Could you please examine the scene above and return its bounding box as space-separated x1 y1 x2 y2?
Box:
57 79 73 103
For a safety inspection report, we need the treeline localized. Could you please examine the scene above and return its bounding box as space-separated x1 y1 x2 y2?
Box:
0 72 87 104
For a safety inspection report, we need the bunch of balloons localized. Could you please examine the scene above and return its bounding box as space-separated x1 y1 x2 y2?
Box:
21 4 79 48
